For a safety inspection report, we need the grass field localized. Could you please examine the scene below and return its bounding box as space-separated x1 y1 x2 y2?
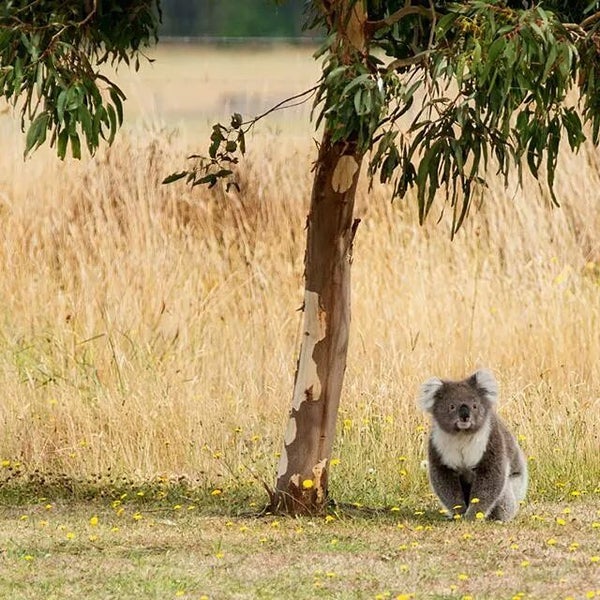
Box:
0 44 599 598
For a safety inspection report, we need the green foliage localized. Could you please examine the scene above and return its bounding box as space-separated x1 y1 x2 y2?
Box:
361 0 600 235
162 113 246 191
0 0 160 158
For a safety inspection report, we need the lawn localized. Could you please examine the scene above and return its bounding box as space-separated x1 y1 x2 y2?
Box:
1 497 599 599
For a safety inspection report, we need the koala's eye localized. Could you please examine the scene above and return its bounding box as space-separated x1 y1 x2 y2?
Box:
449 404 456 411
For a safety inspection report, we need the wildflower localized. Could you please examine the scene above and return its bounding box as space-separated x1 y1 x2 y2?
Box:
520 560 530 567
215 551 224 559
325 515 335 523
20 515 28 521
173 505 182 511
457 573 469 581
89 516 99 527
546 538 558 546
390 506 400 512
45 504 52 511
132 512 143 521
330 458 341 467
270 520 280 528
396 595 413 600
66 532 75 540
470 497 480 504
211 489 222 496
23 555 34 561
302 479 314 490
590 556 600 563
569 542 579 552
556 517 566 526
475 512 485 520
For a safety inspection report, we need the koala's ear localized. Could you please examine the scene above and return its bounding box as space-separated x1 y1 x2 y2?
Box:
418 377 443 413
469 369 499 404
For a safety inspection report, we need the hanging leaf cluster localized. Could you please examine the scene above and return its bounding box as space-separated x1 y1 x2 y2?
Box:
0 0 160 158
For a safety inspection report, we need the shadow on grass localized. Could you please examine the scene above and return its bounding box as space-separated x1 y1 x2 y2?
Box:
0 466 442 523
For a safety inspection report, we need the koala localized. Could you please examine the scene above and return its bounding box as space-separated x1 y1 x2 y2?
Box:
418 369 527 521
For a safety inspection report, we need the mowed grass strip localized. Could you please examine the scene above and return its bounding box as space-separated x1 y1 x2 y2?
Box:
1 500 599 599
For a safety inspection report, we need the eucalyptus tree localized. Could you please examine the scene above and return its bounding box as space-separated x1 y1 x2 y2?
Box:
3 1 600 515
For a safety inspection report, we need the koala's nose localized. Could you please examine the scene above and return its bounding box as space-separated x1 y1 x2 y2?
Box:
458 404 470 421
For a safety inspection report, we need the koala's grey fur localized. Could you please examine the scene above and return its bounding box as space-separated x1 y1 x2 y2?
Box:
418 369 527 521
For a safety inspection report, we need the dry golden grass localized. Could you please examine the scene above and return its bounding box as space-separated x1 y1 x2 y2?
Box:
0 46 598 508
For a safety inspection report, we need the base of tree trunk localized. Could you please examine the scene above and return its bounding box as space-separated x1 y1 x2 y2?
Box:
267 459 329 516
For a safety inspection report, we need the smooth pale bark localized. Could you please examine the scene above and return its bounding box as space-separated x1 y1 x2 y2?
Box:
271 0 367 515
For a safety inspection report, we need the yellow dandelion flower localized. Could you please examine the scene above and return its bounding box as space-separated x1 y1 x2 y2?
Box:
569 543 580 552
592 522 600 529
556 517 566 526
173 505 182 511
325 515 335 523
399 564 409 573
20 515 28 521
521 560 530 567
396 594 413 600
590 556 600 563
325 572 336 578
66 532 75 540
215 551 224 559
132 512 143 521
458 573 469 581
462 533 473 540
510 543 519 550
110 526 120 533
462 595 474 600
302 479 314 490
211 489 222 496
239 525 249 533
470 497 480 504
270 520 280 528
585 592 596 599
546 538 558 546
89 516 99 527
495 570 504 577
39 520 48 528
175 591 185 597
330 458 341 467
89 535 98 542
1 460 11 468
23 555 34 561
475 511 485 520
570 490 581 497
390 506 400 512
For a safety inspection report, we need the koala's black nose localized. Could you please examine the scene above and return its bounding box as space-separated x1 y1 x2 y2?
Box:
458 404 470 421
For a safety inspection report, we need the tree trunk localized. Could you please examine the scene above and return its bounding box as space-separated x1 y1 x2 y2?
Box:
272 129 364 515
270 0 368 516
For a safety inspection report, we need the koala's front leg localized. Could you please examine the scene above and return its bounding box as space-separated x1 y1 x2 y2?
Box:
464 456 506 520
428 445 467 516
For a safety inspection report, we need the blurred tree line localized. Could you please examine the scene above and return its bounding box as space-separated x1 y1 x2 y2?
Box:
159 0 308 38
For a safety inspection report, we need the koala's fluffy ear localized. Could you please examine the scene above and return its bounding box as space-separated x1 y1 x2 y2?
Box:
418 377 443 413
469 369 499 404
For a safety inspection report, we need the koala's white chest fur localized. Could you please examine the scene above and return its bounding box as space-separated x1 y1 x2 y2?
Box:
431 420 491 471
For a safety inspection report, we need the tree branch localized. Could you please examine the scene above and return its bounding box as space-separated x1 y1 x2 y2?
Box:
365 5 435 37
386 51 430 72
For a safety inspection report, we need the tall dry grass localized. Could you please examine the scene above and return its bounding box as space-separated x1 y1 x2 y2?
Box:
0 46 598 504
